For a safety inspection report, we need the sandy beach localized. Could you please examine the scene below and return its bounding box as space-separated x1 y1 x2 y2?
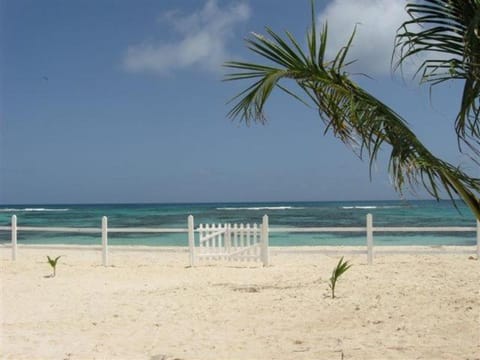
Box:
1 245 479 359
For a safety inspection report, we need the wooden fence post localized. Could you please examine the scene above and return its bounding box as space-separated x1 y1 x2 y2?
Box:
477 219 480 259
188 215 195 267
102 216 108 267
11 215 17 261
366 213 373 265
261 214 269 266
225 223 231 260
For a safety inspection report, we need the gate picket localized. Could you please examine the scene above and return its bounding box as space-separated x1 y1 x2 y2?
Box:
193 217 269 266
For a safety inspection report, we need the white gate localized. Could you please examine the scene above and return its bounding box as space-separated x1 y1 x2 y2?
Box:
188 215 269 266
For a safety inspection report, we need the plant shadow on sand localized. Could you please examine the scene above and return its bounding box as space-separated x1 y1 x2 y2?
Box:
150 355 183 360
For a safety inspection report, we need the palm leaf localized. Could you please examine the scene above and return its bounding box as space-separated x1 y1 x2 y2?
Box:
330 257 352 283
328 257 352 298
47 255 61 277
394 0 480 155
225 1 480 219
47 255 61 266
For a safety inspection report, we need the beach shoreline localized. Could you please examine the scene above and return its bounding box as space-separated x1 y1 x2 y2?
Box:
1 246 479 359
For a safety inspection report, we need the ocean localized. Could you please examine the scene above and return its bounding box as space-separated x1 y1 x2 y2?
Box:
0 200 477 246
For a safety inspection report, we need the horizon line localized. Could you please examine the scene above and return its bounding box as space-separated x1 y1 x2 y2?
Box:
0 198 462 207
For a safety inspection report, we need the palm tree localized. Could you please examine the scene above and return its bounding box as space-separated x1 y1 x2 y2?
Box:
224 2 480 219
395 0 480 156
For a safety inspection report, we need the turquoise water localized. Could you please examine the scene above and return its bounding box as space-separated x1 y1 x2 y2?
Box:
0 200 476 246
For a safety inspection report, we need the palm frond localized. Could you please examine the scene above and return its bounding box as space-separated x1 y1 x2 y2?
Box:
224 1 480 219
394 0 480 155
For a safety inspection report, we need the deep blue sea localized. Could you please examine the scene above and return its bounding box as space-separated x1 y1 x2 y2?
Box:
0 200 477 246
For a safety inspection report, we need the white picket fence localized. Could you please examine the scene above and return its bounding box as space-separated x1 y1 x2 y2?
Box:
188 215 269 266
1 214 479 267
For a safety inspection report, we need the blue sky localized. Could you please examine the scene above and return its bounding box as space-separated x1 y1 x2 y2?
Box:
0 0 475 204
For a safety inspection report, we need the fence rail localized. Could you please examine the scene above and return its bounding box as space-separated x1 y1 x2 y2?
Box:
1 214 479 265
271 226 477 232
1 227 188 233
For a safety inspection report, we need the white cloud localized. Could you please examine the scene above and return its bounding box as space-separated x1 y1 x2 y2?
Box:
123 0 250 75
319 0 417 76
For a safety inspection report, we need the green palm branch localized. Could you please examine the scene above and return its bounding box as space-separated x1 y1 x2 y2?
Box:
47 255 61 277
224 1 480 219
394 0 480 155
329 257 352 299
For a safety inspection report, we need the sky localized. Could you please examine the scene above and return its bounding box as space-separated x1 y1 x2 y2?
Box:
0 0 476 204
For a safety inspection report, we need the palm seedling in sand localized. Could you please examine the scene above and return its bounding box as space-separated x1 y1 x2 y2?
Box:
329 257 351 299
47 256 61 277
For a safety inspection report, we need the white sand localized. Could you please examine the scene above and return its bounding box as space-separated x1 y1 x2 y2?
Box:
1 246 479 359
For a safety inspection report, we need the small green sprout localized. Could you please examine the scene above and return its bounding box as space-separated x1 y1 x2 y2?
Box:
47 256 62 277
329 257 352 299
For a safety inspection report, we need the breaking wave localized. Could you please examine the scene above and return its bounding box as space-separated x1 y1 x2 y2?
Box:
341 205 403 210
217 206 304 211
0 208 70 212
